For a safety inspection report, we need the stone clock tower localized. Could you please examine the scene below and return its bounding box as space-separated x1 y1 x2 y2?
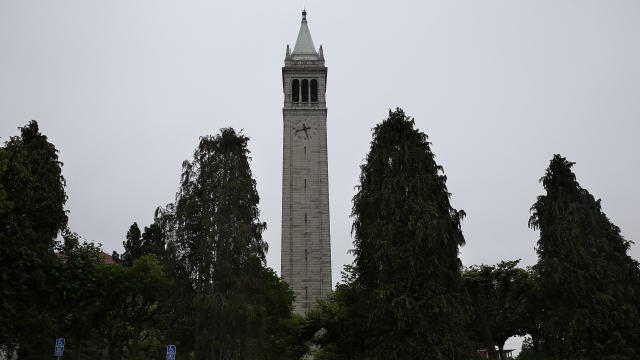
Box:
281 10 331 314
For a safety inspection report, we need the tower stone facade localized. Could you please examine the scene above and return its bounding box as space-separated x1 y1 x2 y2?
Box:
281 10 332 314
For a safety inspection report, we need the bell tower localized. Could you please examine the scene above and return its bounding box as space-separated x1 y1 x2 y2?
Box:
281 10 332 314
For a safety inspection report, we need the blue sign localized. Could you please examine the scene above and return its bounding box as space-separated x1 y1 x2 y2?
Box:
54 338 65 357
166 345 176 360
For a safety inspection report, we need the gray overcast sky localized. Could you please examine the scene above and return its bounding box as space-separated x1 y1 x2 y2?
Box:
2 0 639 284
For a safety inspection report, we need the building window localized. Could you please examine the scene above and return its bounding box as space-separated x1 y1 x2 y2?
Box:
304 213 307 224
301 79 309 102
292 79 299 102
310 79 318 102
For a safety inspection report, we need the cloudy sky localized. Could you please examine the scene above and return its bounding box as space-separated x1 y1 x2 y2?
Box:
2 0 639 297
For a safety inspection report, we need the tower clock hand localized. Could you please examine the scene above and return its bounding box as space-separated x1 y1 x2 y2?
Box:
299 124 310 138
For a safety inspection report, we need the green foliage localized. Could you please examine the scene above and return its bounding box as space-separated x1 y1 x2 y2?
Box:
122 222 143 266
304 281 365 359
0 148 10 219
55 230 105 359
259 268 308 360
141 222 166 260
47 231 172 360
156 128 296 360
24 115 640 360
528 154 640 359
462 260 534 359
170 128 268 359
122 222 167 267
99 255 172 359
343 108 469 359
0 120 68 358
0 122 299 359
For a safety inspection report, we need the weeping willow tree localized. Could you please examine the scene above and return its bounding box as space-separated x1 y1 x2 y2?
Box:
348 108 469 359
529 154 640 359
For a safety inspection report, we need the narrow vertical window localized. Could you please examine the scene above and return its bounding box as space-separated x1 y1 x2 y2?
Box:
310 79 318 102
304 146 307 158
305 249 308 262
301 79 309 102
304 213 307 224
292 79 299 102
304 178 307 190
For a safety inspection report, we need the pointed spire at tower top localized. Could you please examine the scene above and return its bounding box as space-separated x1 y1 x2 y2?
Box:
292 9 318 58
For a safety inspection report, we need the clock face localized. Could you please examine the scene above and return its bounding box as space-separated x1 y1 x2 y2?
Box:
293 119 318 140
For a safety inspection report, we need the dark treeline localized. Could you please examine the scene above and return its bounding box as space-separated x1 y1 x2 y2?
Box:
2 112 640 360
301 109 640 360
0 123 305 360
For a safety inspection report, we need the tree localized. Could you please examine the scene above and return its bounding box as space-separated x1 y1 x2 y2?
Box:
529 154 640 359
0 121 68 358
140 222 166 260
170 128 270 359
55 230 105 360
121 221 166 267
347 108 469 359
0 148 9 222
121 222 143 266
463 260 534 359
256 268 307 360
103 256 171 359
304 278 365 360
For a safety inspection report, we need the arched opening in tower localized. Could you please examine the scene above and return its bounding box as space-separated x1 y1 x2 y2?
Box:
301 79 309 102
310 79 318 102
292 79 300 102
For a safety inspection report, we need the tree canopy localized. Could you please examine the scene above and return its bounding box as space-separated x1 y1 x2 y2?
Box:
344 108 469 359
463 260 534 359
5 117 640 360
528 154 640 359
0 121 68 358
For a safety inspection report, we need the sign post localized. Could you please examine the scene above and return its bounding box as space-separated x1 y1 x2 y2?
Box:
166 345 176 360
54 338 65 359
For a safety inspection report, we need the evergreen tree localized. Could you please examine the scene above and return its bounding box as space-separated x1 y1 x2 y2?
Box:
529 154 640 359
348 108 468 359
141 222 166 260
0 121 68 358
121 222 143 266
171 128 269 359
121 221 166 267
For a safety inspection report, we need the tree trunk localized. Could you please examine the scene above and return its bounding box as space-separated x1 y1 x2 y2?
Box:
497 342 505 360
195 302 201 360
106 342 113 360
74 341 81 360
130 325 138 358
